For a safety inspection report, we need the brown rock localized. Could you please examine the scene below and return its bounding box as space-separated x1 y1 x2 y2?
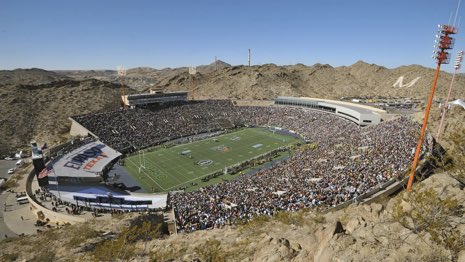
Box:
370 203 383 215
458 250 465 262
314 221 345 261
363 204 372 213
345 218 360 234
291 242 302 251
278 238 290 248
334 221 345 234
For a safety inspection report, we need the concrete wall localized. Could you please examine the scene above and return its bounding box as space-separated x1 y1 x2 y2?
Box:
69 117 97 138
276 97 384 126
234 100 275 107
304 97 387 116
26 169 88 224
27 196 87 224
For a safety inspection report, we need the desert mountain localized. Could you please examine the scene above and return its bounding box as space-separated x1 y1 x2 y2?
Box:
0 68 69 85
1 172 464 261
1 61 464 155
0 62 464 261
196 60 232 74
0 79 132 156
54 61 465 101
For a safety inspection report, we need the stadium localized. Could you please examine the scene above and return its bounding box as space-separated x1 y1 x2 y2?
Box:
28 92 434 233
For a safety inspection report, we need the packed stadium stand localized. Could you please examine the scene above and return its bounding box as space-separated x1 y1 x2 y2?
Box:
43 99 430 231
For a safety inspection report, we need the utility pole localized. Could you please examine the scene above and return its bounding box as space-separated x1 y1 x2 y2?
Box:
407 24 457 191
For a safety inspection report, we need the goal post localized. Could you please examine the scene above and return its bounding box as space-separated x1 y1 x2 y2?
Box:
138 149 146 173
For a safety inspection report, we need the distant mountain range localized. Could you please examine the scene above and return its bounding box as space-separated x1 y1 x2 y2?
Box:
49 60 465 100
0 60 464 155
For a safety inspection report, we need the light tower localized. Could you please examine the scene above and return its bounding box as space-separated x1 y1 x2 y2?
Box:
117 66 127 109
436 50 463 142
248 49 251 67
407 24 457 191
189 66 197 100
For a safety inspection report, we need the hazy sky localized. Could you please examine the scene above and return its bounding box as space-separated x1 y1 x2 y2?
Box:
1 0 464 70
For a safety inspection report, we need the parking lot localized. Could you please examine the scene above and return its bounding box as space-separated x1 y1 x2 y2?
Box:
0 160 18 180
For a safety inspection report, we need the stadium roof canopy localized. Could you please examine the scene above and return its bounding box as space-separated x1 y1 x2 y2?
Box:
51 141 121 180
275 96 386 126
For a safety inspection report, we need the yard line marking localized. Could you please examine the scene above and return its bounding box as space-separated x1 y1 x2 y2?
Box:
126 157 167 191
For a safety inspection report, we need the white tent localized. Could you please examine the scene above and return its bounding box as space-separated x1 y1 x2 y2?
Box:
449 99 465 110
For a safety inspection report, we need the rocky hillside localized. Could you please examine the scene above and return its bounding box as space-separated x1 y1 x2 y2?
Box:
2 61 465 156
0 78 130 156
1 172 463 261
56 61 465 101
0 62 464 261
165 61 465 101
0 68 69 85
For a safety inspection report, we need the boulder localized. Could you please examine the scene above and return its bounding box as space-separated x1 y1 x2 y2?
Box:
314 221 345 261
458 250 465 262
370 203 383 216
278 238 290 248
334 221 345 234
291 242 302 251
253 236 297 261
345 218 360 234
359 217 367 227
335 234 356 249
317 246 336 262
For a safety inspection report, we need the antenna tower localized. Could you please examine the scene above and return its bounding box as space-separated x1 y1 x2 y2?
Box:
248 49 251 67
407 24 457 191
189 66 197 100
117 66 127 109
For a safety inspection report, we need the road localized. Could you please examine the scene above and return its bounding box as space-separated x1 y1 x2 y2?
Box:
0 159 16 180
0 191 18 239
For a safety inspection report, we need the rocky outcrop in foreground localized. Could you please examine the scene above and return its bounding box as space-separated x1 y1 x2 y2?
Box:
1 172 463 261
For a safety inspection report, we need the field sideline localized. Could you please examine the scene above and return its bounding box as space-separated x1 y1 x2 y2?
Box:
123 128 300 192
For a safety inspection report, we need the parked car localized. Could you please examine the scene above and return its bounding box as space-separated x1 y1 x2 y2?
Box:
8 168 15 174
16 159 24 166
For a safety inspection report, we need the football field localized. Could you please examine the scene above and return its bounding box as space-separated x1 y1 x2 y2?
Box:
123 128 300 192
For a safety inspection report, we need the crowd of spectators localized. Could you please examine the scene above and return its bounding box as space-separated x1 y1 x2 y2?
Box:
73 100 429 232
73 101 241 152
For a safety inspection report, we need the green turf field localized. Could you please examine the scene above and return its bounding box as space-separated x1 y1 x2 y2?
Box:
123 128 300 193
